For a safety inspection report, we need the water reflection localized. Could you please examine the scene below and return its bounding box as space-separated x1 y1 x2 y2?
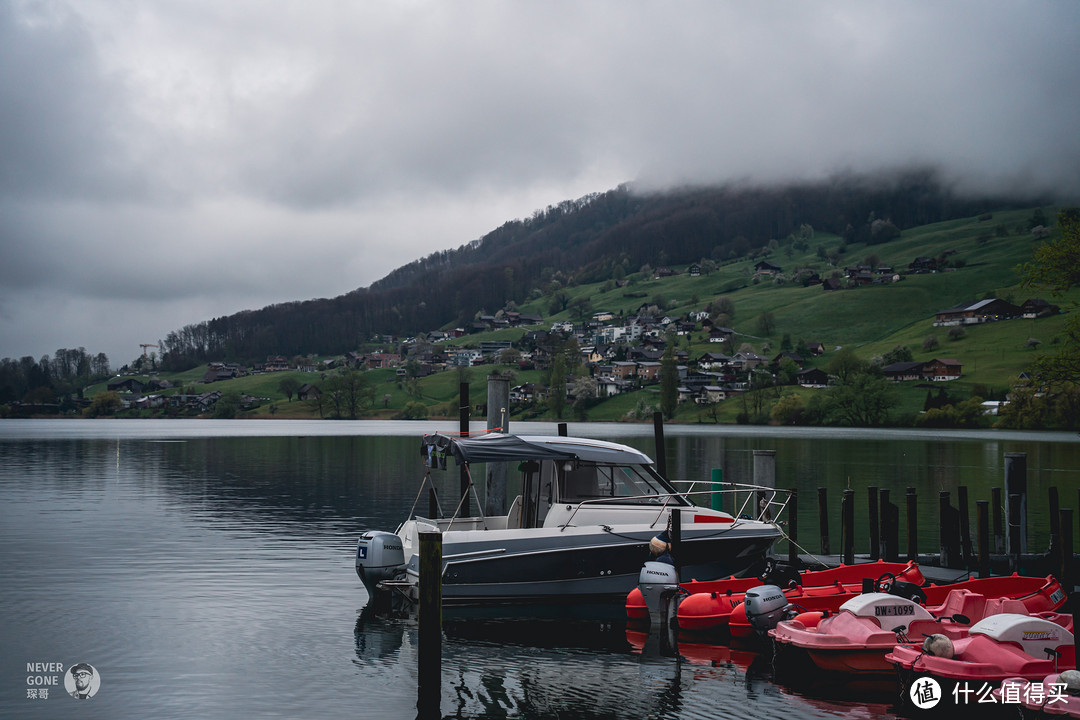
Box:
2 421 1075 719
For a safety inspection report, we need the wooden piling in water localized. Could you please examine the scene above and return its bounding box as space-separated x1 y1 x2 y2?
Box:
818 488 830 555
841 489 854 566
458 382 470 516
670 508 682 582
880 489 898 563
557 422 567 436
868 486 880 562
906 488 918 562
417 531 442 719
1005 453 1028 555
1008 493 1022 573
992 487 1004 554
652 412 667 481
976 500 990 578
787 487 799 565
958 486 973 567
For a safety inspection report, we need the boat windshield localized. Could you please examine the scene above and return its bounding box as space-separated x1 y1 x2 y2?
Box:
558 463 686 506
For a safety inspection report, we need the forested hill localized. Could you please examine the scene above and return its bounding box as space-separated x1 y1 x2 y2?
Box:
157 169 1042 369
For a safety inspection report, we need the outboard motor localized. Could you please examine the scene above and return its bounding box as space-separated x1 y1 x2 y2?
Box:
356 531 407 597
760 559 802 589
743 585 793 635
638 561 681 625
886 580 927 605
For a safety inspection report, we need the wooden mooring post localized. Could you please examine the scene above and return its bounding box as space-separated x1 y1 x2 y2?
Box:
867 486 879 562
417 531 442 719
841 489 855 566
652 412 667 481
992 487 1004 554
958 486 973 566
939 491 959 569
458 382 470 516
976 500 991 578
1008 493 1022 573
1005 453 1028 555
880 489 899 562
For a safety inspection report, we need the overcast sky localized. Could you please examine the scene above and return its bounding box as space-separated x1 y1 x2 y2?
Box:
2 0 1079 368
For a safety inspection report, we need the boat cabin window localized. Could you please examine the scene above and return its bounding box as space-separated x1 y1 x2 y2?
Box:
558 463 683 505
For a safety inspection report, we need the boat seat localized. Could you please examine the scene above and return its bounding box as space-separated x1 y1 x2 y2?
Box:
937 589 987 621
507 495 523 529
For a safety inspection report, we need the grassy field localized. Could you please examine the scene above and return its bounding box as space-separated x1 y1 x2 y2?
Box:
91 205 1073 425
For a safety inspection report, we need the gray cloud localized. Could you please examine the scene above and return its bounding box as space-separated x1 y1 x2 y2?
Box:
2 0 1079 365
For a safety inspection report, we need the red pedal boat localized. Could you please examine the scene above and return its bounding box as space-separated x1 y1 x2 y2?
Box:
770 586 1072 676
727 572 1066 640
663 560 926 633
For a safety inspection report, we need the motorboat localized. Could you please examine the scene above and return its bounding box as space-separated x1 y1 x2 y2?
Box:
626 559 922 623
770 588 1072 676
673 561 928 633
886 614 1076 695
355 432 784 606
727 572 1066 640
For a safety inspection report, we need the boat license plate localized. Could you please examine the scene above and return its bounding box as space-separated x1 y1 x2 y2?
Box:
1050 588 1064 604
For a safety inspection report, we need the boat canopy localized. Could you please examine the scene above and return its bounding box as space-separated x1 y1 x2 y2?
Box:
422 433 654 466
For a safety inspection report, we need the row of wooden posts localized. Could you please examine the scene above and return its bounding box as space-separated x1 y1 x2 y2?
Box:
791 480 1077 593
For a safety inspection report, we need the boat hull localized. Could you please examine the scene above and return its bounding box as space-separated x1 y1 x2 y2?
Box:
409 524 780 606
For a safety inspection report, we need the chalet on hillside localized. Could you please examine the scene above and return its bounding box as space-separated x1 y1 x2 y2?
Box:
822 277 843 291
923 358 962 381
755 260 782 275
909 256 938 273
882 361 925 382
1020 298 1060 319
265 356 289 372
796 368 829 388
107 377 145 394
882 359 962 382
934 298 1020 326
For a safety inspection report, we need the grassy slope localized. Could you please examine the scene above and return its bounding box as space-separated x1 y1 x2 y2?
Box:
96 205 1072 422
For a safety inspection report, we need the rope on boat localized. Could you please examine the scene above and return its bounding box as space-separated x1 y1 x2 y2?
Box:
774 522 831 569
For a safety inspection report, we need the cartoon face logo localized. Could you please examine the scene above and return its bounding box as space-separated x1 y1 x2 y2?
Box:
64 663 100 700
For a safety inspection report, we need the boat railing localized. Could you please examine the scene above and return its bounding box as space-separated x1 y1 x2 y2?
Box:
674 482 792 524
558 482 790 530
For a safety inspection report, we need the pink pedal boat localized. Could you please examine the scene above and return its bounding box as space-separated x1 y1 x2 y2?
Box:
886 614 1076 695
770 588 1071 676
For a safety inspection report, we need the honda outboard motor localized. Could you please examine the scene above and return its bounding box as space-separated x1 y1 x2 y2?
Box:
743 585 793 635
356 531 407 597
638 561 681 625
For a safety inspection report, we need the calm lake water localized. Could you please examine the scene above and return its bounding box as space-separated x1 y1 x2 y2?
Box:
1 419 1076 719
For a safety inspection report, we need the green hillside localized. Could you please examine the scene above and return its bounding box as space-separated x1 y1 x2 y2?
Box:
83 204 1077 427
